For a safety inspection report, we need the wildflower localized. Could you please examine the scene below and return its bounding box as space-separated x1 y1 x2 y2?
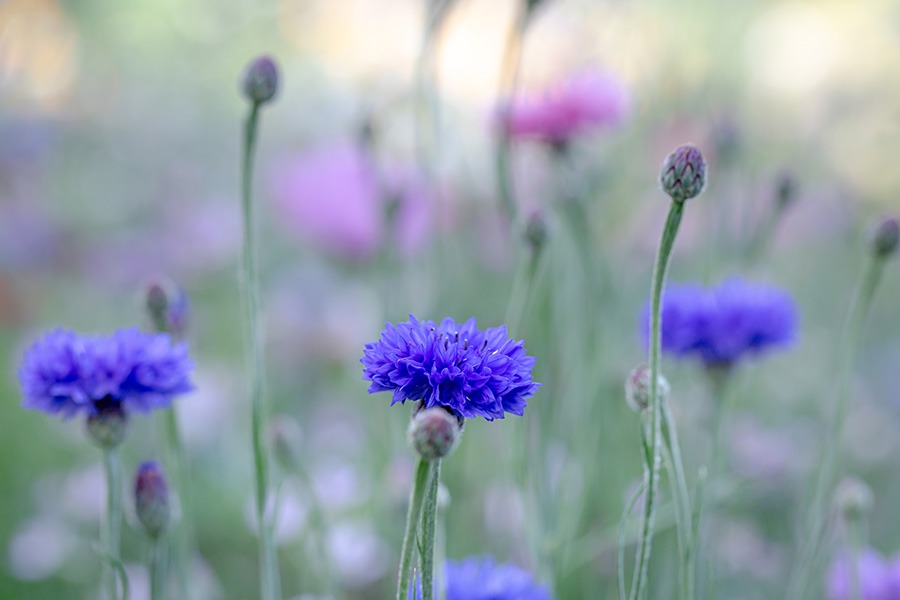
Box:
495 69 630 146
361 316 540 421
410 556 552 599
659 144 707 202
268 143 435 260
18 327 194 419
240 55 279 105
134 461 171 539
641 278 797 367
826 547 892 600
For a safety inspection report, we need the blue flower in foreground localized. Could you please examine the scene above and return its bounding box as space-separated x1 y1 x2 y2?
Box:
19 327 195 418
411 556 552 600
361 316 539 421
641 278 798 366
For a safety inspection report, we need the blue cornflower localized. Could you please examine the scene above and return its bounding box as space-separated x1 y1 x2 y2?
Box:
411 556 552 600
641 278 798 366
18 327 195 418
361 316 540 421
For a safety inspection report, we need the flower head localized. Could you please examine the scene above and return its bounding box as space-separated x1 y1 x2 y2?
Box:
826 547 893 600
641 278 798 367
361 316 540 421
19 327 194 418
495 69 630 145
411 556 552 600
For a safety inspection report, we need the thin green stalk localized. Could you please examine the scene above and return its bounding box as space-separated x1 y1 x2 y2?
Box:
630 201 685 600
397 459 431 600
149 536 166 600
241 101 281 600
661 403 694 600
420 460 442 600
161 407 190 599
786 255 887 600
101 448 123 600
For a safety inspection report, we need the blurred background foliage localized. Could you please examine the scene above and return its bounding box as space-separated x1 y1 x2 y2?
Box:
2 0 900 598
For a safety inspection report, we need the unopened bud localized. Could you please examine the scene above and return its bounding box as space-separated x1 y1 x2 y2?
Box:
135 461 171 539
659 144 707 202
871 217 899 259
144 277 189 337
524 209 548 253
86 400 129 448
834 476 873 524
408 407 461 461
241 56 279 105
625 364 670 413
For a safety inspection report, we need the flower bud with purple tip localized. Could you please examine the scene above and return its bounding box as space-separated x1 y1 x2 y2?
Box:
659 144 707 203
135 461 171 539
871 217 899 259
241 55 279 105
408 407 462 461
625 364 670 413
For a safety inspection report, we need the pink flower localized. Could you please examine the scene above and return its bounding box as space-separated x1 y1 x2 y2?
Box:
268 143 436 260
495 69 630 144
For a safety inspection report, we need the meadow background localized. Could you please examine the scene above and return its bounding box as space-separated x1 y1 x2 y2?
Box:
2 0 900 598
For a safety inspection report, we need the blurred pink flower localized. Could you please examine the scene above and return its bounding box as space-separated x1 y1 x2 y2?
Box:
268 143 436 260
495 69 631 144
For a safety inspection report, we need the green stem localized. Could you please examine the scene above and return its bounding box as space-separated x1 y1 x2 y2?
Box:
397 459 431 600
786 255 886 600
630 201 685 600
662 402 694 600
161 407 190 599
241 101 281 600
420 460 442 600
101 448 122 600
149 536 166 600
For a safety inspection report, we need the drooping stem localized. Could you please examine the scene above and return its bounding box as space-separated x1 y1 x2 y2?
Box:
101 448 123 600
420 459 442 600
397 459 431 600
630 201 685 600
240 100 282 600
786 254 887 600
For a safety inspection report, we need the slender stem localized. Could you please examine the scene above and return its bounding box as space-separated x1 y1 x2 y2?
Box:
618 477 648 600
420 460 442 600
662 402 694 600
786 255 886 600
101 448 122 600
397 459 431 600
149 536 166 600
161 407 190 599
630 201 685 600
241 101 281 600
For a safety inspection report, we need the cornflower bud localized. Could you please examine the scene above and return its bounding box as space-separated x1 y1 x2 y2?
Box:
86 399 129 449
408 407 462 461
144 277 189 337
241 55 279 105
871 217 899 259
134 461 171 539
625 363 670 413
659 143 707 202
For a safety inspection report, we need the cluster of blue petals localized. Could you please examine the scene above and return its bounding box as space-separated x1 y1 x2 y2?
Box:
641 278 798 366
827 547 900 600
18 327 195 418
361 316 540 421
411 556 552 600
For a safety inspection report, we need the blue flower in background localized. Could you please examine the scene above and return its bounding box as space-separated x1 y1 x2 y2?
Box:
641 278 798 366
410 556 552 600
361 315 540 421
19 327 195 418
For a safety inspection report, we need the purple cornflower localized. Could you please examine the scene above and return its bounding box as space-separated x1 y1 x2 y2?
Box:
494 69 630 146
410 556 552 600
826 547 895 600
18 327 194 418
641 278 798 367
361 316 540 421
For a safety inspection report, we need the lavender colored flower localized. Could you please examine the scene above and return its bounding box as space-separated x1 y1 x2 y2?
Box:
361 316 539 421
495 69 630 145
641 278 798 367
826 547 892 600
18 327 194 418
410 556 552 600
268 143 436 261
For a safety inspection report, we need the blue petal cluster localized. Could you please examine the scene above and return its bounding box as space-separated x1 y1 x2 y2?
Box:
19 327 195 418
361 316 540 421
411 556 552 600
641 278 798 366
